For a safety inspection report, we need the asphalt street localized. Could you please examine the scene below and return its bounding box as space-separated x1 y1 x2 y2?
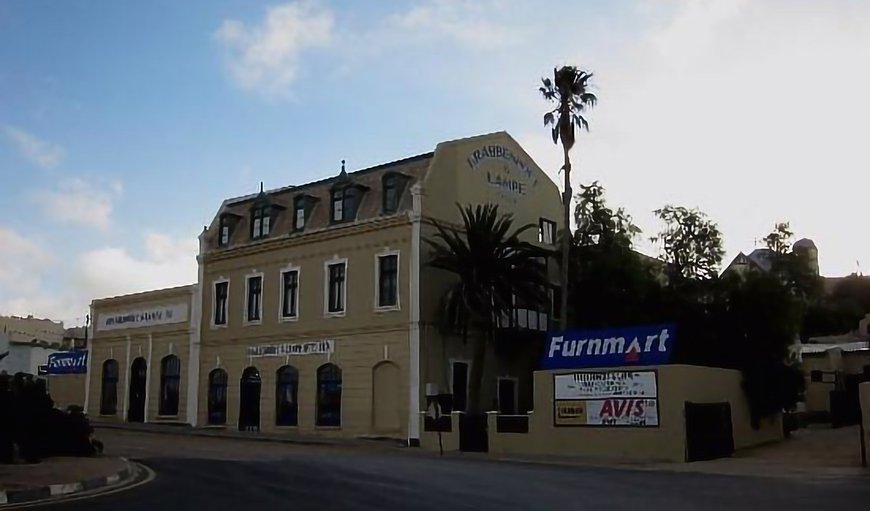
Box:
32 430 870 511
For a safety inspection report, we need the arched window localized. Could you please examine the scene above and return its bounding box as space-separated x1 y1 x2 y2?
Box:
100 359 119 415
316 363 342 427
159 355 181 416
208 368 228 425
275 366 299 426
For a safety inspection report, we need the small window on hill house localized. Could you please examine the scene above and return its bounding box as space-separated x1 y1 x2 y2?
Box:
539 219 556 245
251 205 271 239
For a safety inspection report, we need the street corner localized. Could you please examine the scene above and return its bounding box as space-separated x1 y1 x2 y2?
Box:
0 456 148 507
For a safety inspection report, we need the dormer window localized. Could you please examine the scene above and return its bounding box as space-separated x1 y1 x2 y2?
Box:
382 172 408 214
251 205 270 239
219 216 231 247
330 185 366 223
292 194 318 232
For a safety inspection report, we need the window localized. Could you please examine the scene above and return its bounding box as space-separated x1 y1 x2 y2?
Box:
219 216 231 247
100 359 119 415
377 253 399 308
382 175 399 213
316 363 342 427
159 355 181 416
275 365 299 426
251 205 271 239
326 261 346 314
207 369 228 425
293 196 306 231
551 286 562 320
280 269 299 319
539 218 556 245
450 361 469 412
213 281 229 326
246 274 263 323
331 186 364 223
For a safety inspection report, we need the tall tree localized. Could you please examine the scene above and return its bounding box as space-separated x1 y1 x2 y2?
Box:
540 66 597 329
569 182 660 328
652 205 725 282
426 204 549 414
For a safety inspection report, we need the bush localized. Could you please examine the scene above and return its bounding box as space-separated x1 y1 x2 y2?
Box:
0 372 100 464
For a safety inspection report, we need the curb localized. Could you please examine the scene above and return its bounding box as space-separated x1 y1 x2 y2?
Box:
93 422 406 449
0 458 134 506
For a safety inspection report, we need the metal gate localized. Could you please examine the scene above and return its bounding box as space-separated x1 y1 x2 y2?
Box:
685 402 734 462
458 413 488 452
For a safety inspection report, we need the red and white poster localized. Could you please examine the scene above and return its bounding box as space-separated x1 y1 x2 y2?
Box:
585 398 659 426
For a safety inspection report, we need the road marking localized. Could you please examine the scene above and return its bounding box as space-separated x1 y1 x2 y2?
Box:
0 463 155 509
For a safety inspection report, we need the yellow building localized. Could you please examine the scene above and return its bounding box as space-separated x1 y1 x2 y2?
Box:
86 132 562 444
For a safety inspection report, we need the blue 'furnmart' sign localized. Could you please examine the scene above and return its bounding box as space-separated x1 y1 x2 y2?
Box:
46 351 88 374
542 324 675 370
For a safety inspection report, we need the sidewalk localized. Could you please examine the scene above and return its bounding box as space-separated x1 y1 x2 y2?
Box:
0 456 134 505
93 421 407 449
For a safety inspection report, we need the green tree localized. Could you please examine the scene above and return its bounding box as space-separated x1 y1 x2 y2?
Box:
540 66 597 329
425 204 549 414
569 182 661 328
763 222 823 302
652 205 725 282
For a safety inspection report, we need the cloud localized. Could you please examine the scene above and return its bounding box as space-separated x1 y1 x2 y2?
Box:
0 231 197 326
0 227 53 296
73 232 198 302
1 124 64 169
31 178 122 230
510 0 870 276
384 0 521 51
213 1 334 99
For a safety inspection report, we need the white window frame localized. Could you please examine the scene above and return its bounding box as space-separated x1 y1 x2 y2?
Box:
244 270 264 326
374 249 401 312
323 257 348 318
294 206 305 230
539 218 556 245
497 376 519 415
449 358 471 412
278 263 301 322
211 277 230 329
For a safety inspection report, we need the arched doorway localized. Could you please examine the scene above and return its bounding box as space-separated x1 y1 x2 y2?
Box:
372 361 400 433
239 366 261 432
207 368 228 425
128 357 147 423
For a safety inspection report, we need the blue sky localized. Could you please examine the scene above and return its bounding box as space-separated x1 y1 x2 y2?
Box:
1 0 869 325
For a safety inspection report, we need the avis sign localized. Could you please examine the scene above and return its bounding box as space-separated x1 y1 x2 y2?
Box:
553 371 660 427
542 324 675 370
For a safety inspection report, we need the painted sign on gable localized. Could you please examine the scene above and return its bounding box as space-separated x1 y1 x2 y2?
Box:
466 144 538 198
542 324 675 370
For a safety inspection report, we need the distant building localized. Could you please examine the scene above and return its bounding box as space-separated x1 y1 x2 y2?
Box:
722 238 819 277
0 314 65 375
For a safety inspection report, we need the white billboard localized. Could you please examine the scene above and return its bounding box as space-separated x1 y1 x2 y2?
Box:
553 371 659 427
97 303 188 331
554 371 658 400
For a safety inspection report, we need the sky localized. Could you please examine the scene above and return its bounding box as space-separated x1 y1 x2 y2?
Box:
1 0 868 326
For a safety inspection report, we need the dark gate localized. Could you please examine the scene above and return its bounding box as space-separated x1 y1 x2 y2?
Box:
685 402 734 462
239 367 261 432
127 357 147 423
458 413 488 452
830 374 862 428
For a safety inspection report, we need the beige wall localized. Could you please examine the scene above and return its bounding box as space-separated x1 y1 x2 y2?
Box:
0 315 64 344
87 286 194 423
199 220 412 438
802 350 870 414
861 382 870 466
482 365 782 463
47 373 86 410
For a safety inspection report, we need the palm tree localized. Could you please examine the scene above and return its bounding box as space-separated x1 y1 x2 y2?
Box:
540 66 597 329
426 203 549 414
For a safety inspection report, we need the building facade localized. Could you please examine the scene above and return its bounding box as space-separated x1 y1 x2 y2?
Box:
0 314 65 376
86 131 562 443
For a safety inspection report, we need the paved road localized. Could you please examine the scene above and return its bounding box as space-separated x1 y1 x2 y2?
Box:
34 430 870 511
